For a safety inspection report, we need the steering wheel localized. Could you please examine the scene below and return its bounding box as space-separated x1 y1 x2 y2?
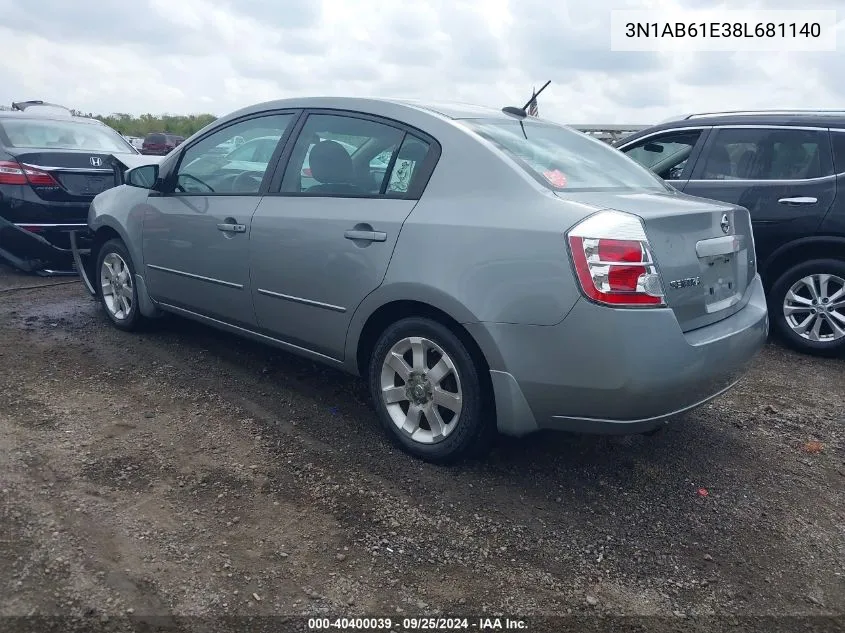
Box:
231 170 264 193
176 173 214 193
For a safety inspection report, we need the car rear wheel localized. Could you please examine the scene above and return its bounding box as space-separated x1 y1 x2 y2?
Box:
769 259 845 357
368 317 492 463
96 238 144 332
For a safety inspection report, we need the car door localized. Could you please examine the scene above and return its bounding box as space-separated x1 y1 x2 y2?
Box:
249 110 439 360
683 126 836 266
142 111 299 327
618 127 710 190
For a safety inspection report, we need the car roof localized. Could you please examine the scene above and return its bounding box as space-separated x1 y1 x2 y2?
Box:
619 111 845 145
385 99 516 120
220 96 529 125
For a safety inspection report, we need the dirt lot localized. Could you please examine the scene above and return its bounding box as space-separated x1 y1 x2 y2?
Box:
1 262 843 631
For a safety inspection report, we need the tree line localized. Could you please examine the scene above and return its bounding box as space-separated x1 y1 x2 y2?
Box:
71 111 218 138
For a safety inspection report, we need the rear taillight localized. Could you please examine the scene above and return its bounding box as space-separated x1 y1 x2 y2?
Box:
567 210 665 307
0 160 60 187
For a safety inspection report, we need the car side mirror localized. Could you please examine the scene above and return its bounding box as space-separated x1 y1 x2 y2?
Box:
643 143 664 153
125 164 159 189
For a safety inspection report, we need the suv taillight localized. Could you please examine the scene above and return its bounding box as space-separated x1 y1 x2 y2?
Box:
0 160 59 187
567 210 665 307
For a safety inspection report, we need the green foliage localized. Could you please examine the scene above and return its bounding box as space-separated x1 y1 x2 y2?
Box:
70 110 218 138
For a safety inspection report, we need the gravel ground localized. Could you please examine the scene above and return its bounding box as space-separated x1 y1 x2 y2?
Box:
0 262 843 632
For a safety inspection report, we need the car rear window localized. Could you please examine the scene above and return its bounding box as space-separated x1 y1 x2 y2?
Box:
145 134 166 144
0 118 135 153
460 118 668 192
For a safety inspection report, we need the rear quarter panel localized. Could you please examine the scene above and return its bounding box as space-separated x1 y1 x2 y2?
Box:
344 116 596 369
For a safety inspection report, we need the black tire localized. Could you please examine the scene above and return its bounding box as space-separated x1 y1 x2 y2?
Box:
368 317 493 463
95 238 145 332
769 258 845 357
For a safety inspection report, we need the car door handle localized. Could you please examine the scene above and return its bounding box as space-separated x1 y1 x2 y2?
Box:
344 229 387 242
778 197 817 205
217 223 246 233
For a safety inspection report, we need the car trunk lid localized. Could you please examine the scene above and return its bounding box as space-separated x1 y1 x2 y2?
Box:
5 149 123 202
558 190 757 332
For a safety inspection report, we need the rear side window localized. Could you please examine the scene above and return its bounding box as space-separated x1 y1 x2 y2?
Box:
280 113 408 196
385 135 431 194
460 119 668 192
831 131 845 174
697 127 833 180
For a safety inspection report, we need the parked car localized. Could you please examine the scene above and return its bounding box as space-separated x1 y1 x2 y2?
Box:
141 132 184 155
209 135 245 155
0 103 142 273
616 110 845 356
79 97 768 462
125 135 145 151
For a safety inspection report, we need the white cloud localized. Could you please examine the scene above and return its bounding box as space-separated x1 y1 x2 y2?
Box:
0 0 842 125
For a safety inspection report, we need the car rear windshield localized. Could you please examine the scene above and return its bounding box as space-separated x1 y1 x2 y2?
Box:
460 118 668 192
0 118 135 153
145 134 166 144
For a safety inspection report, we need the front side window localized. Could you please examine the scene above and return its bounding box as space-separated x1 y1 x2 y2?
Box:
698 128 832 181
460 119 668 192
175 114 294 195
622 129 702 180
0 118 135 153
281 114 406 196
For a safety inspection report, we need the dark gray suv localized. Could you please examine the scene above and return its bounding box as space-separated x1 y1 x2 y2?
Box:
618 110 845 357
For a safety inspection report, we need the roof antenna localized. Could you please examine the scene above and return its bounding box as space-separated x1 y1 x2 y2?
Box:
502 80 551 139
502 80 551 119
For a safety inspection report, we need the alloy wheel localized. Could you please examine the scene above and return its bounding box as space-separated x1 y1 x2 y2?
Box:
100 252 134 320
782 273 845 343
379 336 463 444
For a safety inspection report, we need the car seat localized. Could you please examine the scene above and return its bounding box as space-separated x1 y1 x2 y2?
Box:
306 140 364 194
703 145 733 179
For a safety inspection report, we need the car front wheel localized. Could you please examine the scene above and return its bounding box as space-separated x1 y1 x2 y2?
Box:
368 317 492 463
769 258 845 357
96 238 145 332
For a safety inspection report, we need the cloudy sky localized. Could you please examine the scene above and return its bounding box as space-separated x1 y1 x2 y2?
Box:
0 0 842 125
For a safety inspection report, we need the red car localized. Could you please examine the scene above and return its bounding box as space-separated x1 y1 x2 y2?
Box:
141 132 184 156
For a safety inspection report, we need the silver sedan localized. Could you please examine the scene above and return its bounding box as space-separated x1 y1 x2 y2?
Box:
81 97 768 462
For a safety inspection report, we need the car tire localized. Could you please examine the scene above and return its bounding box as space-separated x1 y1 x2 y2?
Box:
368 317 493 463
95 238 145 332
769 258 845 357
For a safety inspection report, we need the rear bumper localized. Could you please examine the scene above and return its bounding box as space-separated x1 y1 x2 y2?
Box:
0 218 92 272
479 274 769 436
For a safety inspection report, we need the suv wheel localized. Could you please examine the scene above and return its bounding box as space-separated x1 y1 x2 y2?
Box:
96 238 145 332
769 259 845 356
368 317 492 463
